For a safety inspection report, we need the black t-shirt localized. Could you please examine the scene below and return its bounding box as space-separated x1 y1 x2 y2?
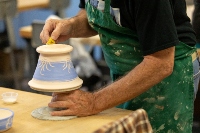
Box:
79 0 196 55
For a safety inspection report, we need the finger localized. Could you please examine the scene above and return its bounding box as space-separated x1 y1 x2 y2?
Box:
40 29 50 44
50 109 75 116
50 23 65 41
39 31 45 44
52 92 59 96
50 27 60 41
51 95 59 102
56 36 70 43
42 27 51 43
40 19 55 43
51 94 67 102
48 101 70 108
52 91 71 97
41 28 49 43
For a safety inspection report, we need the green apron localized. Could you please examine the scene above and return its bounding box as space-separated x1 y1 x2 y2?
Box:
86 0 196 132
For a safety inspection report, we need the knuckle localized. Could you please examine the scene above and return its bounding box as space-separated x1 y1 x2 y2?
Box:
46 19 52 23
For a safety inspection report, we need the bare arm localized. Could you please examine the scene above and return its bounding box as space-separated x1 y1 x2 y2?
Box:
69 9 98 38
93 46 174 112
40 9 97 43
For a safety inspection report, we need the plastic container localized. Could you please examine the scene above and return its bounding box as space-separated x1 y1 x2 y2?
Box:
2 92 18 104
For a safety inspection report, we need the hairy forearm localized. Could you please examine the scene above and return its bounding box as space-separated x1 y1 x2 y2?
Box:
93 47 174 113
69 9 98 38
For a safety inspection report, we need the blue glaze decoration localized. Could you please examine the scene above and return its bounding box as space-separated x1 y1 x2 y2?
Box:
33 60 78 81
0 108 14 131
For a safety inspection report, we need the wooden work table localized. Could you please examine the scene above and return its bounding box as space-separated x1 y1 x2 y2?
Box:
0 87 132 133
17 0 49 12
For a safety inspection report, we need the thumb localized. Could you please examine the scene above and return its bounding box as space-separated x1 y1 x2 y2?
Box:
50 29 60 41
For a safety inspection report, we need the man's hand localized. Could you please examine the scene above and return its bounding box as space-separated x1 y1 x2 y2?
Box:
48 89 98 117
40 9 97 44
40 19 73 44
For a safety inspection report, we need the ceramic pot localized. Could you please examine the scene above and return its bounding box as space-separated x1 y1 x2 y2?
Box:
28 44 83 92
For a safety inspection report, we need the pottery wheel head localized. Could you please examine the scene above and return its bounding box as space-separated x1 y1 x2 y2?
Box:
31 107 77 121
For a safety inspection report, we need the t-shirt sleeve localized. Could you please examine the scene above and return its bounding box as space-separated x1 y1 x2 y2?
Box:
79 0 86 8
134 0 179 55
